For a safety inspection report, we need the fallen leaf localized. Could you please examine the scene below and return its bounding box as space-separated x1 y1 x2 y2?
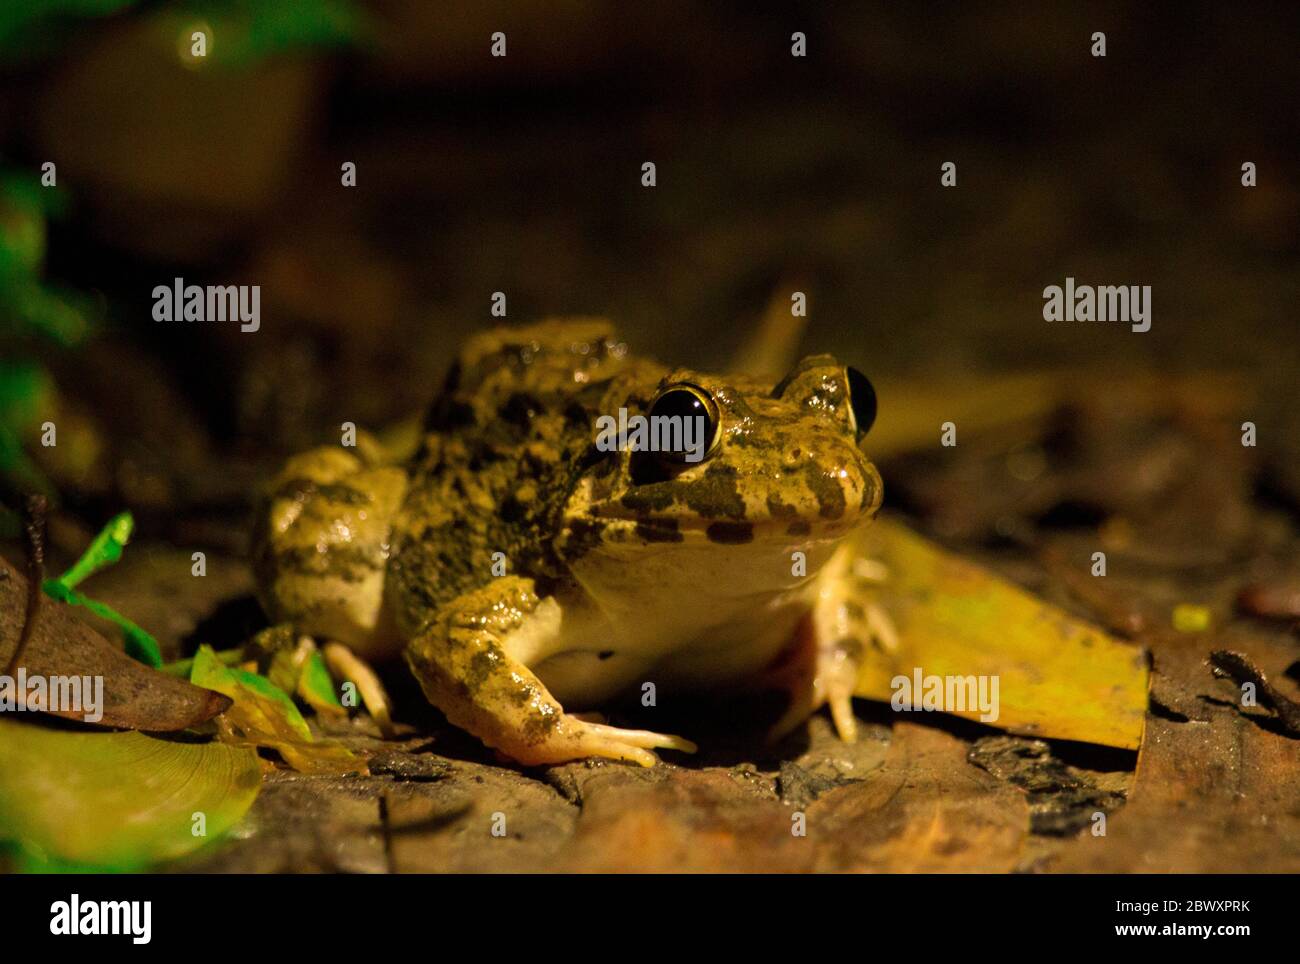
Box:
0 717 261 870
190 644 367 775
1049 630 1300 872
868 371 1249 460
299 647 345 715
1236 578 1300 621
0 555 230 730
808 722 1030 872
855 516 1150 749
41 511 162 666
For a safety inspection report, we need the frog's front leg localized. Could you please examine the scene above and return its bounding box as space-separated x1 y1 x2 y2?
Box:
405 576 696 767
768 552 897 744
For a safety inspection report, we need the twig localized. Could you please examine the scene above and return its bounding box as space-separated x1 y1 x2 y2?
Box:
5 494 47 676
1208 650 1300 736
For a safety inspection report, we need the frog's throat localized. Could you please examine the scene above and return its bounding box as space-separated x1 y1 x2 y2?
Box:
567 510 874 548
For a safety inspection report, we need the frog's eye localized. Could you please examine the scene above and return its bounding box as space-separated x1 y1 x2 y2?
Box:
647 384 720 465
846 367 877 439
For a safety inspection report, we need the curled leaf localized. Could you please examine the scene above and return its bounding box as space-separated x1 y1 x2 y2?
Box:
245 625 343 715
159 645 244 678
0 718 261 870
52 510 132 588
1208 650 1300 737
190 645 366 775
41 580 162 666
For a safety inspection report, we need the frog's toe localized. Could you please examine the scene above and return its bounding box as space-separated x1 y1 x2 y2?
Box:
828 691 858 743
322 641 396 739
568 720 697 767
865 601 899 654
584 721 697 754
768 686 857 745
763 623 862 744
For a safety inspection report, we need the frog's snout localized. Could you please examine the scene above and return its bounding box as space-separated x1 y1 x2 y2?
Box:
840 449 883 526
860 458 884 520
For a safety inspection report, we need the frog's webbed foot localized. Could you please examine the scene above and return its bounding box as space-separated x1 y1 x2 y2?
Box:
406 576 695 768
322 641 397 738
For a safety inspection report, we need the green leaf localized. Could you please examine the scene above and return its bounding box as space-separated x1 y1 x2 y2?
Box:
244 626 345 715
53 510 133 589
0 360 52 428
41 581 163 668
215 0 368 63
0 0 138 59
159 646 244 678
0 718 261 871
40 511 164 667
190 645 366 775
191 645 310 737
299 647 345 713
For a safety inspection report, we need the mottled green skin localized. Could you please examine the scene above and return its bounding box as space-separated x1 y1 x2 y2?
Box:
254 319 883 766
385 320 648 637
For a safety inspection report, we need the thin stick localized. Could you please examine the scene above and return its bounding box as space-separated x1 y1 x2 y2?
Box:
6 494 47 676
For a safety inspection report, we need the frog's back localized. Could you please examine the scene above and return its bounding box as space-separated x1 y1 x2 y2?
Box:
425 318 628 428
386 319 656 635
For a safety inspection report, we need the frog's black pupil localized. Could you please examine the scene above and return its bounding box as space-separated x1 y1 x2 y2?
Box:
648 388 714 463
846 367 877 437
651 389 704 422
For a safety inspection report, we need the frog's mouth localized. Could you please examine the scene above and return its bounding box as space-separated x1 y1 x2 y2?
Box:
564 508 863 611
578 509 870 548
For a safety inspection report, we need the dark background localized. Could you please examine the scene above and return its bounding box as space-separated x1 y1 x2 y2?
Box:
1 0 1297 538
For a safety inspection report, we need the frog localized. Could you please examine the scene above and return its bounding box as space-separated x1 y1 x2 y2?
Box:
251 318 888 767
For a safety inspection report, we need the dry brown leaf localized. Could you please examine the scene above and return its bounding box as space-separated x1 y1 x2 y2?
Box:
0 555 229 730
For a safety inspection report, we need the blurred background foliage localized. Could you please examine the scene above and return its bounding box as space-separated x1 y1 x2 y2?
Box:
0 0 365 63
0 0 1296 542
0 0 366 527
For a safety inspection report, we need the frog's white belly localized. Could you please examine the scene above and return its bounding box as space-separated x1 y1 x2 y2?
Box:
516 535 838 707
533 591 808 706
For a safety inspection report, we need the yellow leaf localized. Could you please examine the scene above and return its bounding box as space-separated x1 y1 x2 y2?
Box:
0 720 261 869
855 517 1149 750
